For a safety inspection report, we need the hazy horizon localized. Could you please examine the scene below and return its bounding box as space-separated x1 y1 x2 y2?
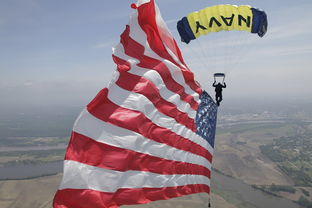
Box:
1 0 312 112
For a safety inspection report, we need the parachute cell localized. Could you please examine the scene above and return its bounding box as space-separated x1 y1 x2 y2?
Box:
177 5 268 43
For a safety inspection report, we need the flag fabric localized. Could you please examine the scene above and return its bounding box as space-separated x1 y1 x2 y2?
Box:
53 0 217 207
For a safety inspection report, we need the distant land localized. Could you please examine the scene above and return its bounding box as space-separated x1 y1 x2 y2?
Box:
0 99 311 207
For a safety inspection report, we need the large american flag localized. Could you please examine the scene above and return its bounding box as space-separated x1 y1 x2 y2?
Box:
53 0 217 207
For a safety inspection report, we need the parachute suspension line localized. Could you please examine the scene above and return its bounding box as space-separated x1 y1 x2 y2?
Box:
223 31 240 74
182 42 214 86
188 39 212 74
230 33 250 68
223 31 232 74
179 43 198 68
226 33 240 72
194 39 209 69
212 36 218 75
211 31 228 76
222 31 242 76
196 37 210 65
219 31 256 78
194 36 216 78
231 35 258 74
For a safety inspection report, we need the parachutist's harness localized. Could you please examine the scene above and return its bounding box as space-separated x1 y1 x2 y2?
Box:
213 73 226 106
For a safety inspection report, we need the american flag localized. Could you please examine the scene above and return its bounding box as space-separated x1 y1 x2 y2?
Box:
53 0 217 207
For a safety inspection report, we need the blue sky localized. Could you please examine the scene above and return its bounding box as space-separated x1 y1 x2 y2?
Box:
0 0 312 109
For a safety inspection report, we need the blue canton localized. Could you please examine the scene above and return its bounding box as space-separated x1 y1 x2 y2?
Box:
195 91 218 147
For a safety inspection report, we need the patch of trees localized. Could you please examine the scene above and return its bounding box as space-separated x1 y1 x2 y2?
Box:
278 165 312 186
269 184 296 193
236 141 247 145
260 133 312 187
301 188 310 197
259 145 285 162
296 196 312 208
252 184 296 195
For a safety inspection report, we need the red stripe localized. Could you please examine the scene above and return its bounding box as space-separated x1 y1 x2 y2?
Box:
111 54 131 72
119 26 199 111
87 88 212 163
66 131 211 177
136 1 202 94
53 184 210 208
114 65 196 132
139 56 199 110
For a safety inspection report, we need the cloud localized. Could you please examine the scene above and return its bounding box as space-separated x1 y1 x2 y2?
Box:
23 80 34 87
165 18 178 25
93 41 115 49
267 21 312 41
0 80 108 108
255 45 312 57
266 3 312 40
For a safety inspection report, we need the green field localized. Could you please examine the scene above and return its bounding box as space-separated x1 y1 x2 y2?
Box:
260 129 312 186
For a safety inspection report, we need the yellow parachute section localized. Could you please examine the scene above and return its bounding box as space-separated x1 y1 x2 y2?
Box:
177 5 268 43
188 5 252 36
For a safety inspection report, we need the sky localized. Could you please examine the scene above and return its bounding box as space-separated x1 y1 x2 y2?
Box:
0 0 312 110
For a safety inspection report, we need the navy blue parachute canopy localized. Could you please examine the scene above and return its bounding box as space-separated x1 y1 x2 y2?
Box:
251 8 268 37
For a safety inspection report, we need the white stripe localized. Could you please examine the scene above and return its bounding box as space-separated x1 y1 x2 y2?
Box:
73 109 211 169
128 11 200 102
129 64 197 119
59 160 210 192
113 43 196 119
108 81 195 128
154 2 187 68
161 59 199 102
107 83 214 155
137 0 150 6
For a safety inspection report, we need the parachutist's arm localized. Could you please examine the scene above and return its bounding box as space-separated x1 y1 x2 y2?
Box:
223 83 226 88
213 81 216 87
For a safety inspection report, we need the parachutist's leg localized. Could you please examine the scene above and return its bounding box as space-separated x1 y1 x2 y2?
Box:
216 95 220 106
219 94 223 103
216 94 221 102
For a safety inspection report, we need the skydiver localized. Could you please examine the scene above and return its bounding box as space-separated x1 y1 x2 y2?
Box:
213 81 226 106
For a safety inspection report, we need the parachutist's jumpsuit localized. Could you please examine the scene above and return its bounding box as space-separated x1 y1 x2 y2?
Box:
213 82 226 106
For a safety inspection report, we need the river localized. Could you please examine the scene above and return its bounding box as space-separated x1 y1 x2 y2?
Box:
0 161 63 180
211 171 300 208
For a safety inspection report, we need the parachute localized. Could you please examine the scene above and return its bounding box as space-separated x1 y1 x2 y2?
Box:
214 73 225 83
177 5 268 44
